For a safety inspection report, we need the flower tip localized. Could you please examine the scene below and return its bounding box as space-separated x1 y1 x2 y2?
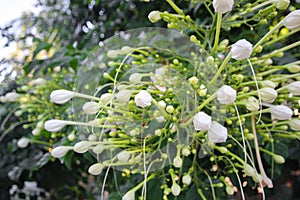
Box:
50 89 74 104
44 119 66 132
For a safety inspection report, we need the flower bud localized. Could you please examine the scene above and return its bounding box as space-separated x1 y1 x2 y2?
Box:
286 64 300 73
122 190 135 200
158 100 167 109
260 80 276 88
287 81 300 95
0 96 7 103
231 39 253 60
244 163 256 177
44 119 66 132
92 144 105 154
30 78 46 86
50 89 74 104
166 105 175 114
67 133 76 141
246 96 259 112
129 73 143 84
275 0 290 10
217 85 236 104
88 163 104 175
88 134 98 141
134 90 152 108
148 11 161 23
173 156 183 168
260 87 277 103
100 93 114 104
120 46 133 54
32 128 41 136
213 0 234 14
171 182 181 196
193 112 212 131
107 50 120 58
283 10 300 30
188 76 199 86
270 105 293 120
273 154 285 164
117 150 131 162
17 137 29 148
289 119 300 131
74 141 92 153
182 146 191 156
208 122 228 143
182 174 192 185
5 92 20 102
226 186 235 195
116 89 133 102
82 101 101 114
51 146 71 158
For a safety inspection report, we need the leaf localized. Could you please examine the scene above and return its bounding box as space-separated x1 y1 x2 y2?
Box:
32 42 52 58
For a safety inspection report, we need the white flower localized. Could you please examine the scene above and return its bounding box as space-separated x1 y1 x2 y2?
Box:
289 119 300 131
182 174 192 185
283 10 300 30
171 182 181 196
217 85 236 104
17 137 29 148
117 150 131 162
88 134 98 141
129 73 143 84
261 80 276 88
287 81 300 95
51 146 71 158
173 156 183 168
36 121 44 128
158 100 167 109
82 101 101 114
30 78 46 86
122 190 135 200
73 141 92 153
134 90 152 108
270 105 293 120
275 0 290 10
213 0 234 14
50 89 74 104
5 92 19 102
193 112 212 131
116 89 133 102
92 144 105 154
231 39 253 60
32 128 41 136
166 105 175 114
148 10 161 23
44 119 66 132
100 93 114 104
260 87 278 103
208 122 228 143
246 96 259 112
120 46 133 54
88 163 104 175
107 50 120 58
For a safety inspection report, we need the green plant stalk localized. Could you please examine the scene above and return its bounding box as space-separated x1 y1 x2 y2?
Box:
212 13 222 53
209 52 232 85
265 29 300 47
166 0 183 15
262 40 300 59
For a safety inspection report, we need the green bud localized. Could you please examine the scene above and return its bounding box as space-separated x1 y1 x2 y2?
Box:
273 154 285 164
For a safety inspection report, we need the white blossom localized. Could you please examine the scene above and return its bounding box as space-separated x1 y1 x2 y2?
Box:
100 93 114 104
51 146 71 158
107 50 120 58
30 78 46 86
88 163 104 175
208 122 228 143
5 92 20 102
120 46 133 54
148 11 161 23
182 174 192 185
246 96 259 112
50 89 74 104
32 128 41 136
270 105 293 120
231 39 253 60
261 80 276 88
116 89 133 102
134 90 152 108
122 190 135 200
275 0 290 10
171 182 181 196
289 119 300 131
17 137 29 148
213 0 234 14
260 87 278 103
73 141 92 153
92 144 105 154
129 73 143 84
193 112 212 131
173 156 183 168
283 10 300 30
44 119 66 132
287 81 300 95
117 150 131 162
82 101 101 114
217 85 236 104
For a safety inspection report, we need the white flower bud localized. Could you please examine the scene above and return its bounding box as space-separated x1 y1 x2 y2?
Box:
67 133 76 141
122 190 135 200
166 105 175 114
283 10 300 30
231 39 253 60
156 116 165 122
286 64 300 73
260 87 277 103
217 85 236 104
50 89 74 104
158 100 167 109
92 144 105 154
182 174 192 185
116 89 133 102
287 81 300 95
182 147 191 156
193 112 212 131
117 150 131 162
134 90 152 108
273 154 285 164
213 0 234 14
30 78 46 86
107 50 120 58
0 96 7 103
261 80 276 88
36 121 44 128
44 119 66 132
100 93 114 104
120 46 133 54
88 163 104 175
244 163 256 177
148 10 161 23
32 128 41 136
17 137 29 148
5 92 19 102
208 122 228 143
246 96 259 112
129 73 143 84
171 182 181 196
173 156 183 168
275 0 290 10
82 101 101 114
188 76 199 85
88 134 98 141
289 119 300 131
74 141 92 153
270 105 293 120
51 146 71 158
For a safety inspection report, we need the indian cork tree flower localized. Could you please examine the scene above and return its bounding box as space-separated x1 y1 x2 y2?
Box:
44 119 67 132
134 90 152 108
82 101 101 114
260 87 278 103
73 141 93 153
217 85 236 104
182 174 192 185
213 0 234 14
283 10 300 30
116 89 133 102
276 0 290 10
50 89 74 104
51 146 72 158
122 190 135 200
173 156 183 168
129 73 143 84
193 112 212 131
17 137 29 148
231 39 253 60
117 150 131 162
171 182 181 196
270 105 293 120
287 81 300 95
208 122 228 143
148 10 161 23
5 92 20 102
246 96 259 112
88 163 104 175
289 119 300 131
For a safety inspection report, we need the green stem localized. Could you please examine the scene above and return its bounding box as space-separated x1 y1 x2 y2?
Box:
166 0 183 15
212 13 222 53
209 52 232 85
